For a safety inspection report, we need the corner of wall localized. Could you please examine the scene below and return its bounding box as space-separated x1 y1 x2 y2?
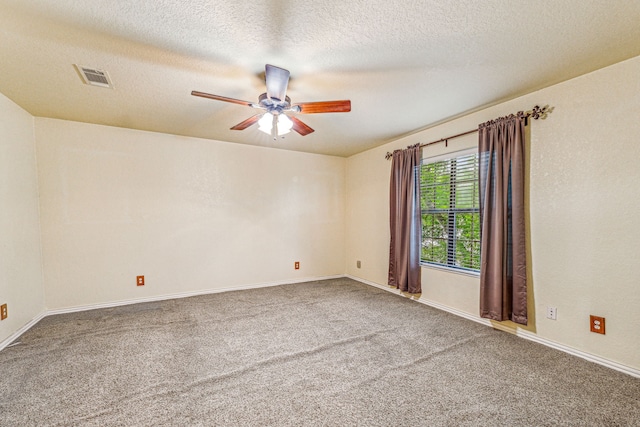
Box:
0 94 47 348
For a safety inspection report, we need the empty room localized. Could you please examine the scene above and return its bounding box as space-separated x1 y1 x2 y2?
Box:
1 1 639 425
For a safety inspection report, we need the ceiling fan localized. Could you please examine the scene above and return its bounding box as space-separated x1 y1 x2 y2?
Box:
192 64 351 138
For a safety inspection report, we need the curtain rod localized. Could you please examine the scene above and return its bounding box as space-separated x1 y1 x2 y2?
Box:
384 104 553 160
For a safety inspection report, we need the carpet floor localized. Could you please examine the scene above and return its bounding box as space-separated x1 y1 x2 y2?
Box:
1 278 639 426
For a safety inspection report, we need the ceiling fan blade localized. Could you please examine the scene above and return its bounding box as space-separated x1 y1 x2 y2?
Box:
292 100 351 114
230 114 261 130
265 64 290 101
191 91 254 107
290 116 314 136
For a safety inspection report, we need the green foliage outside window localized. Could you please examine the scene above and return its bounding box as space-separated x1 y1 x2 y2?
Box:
420 153 480 271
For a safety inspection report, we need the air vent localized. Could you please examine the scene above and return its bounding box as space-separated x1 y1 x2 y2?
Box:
74 65 114 88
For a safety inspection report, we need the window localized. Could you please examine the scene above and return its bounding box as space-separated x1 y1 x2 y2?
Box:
420 151 480 272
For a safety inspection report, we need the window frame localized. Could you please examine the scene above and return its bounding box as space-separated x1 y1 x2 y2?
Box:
419 148 481 275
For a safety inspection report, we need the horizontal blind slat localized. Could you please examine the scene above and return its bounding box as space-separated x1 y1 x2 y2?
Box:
420 152 480 271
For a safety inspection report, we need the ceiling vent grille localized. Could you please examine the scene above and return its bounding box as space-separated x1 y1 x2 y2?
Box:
74 65 114 88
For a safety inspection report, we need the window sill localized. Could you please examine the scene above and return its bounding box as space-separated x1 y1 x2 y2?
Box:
420 263 480 278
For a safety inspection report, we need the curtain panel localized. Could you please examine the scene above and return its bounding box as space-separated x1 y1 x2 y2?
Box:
388 144 421 294
478 114 527 325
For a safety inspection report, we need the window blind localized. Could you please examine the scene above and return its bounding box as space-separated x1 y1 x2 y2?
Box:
420 152 480 271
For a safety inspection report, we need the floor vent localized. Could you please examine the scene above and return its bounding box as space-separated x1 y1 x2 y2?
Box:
74 65 114 88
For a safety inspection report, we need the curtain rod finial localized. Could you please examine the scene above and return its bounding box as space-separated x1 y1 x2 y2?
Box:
526 105 554 120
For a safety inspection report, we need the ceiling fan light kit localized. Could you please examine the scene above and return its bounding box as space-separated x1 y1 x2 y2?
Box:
276 114 293 135
192 64 351 140
257 112 293 137
258 113 273 134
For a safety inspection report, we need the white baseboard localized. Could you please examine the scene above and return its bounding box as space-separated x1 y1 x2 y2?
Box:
46 275 344 316
5 274 639 379
514 329 640 378
1 275 343 351
345 274 640 379
0 311 47 352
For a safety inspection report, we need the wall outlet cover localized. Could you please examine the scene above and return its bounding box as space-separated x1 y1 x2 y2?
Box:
590 315 605 334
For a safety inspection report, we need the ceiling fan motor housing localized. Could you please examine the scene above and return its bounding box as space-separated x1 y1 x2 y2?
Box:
258 93 291 115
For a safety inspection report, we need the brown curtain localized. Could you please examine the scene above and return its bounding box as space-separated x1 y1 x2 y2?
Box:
478 114 527 325
388 144 421 294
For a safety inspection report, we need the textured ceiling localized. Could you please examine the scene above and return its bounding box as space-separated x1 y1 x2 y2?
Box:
1 1 639 157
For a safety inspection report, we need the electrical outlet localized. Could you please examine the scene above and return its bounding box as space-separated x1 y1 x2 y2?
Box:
1 304 7 320
357 260 361 268
546 306 557 320
590 315 605 334
294 262 300 270
136 275 144 286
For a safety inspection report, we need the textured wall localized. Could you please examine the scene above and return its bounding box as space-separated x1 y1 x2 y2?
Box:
0 93 45 344
36 119 345 310
346 55 640 370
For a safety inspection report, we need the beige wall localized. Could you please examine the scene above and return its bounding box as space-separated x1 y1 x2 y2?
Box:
0 93 45 344
36 119 345 310
346 55 640 370
3 54 639 372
